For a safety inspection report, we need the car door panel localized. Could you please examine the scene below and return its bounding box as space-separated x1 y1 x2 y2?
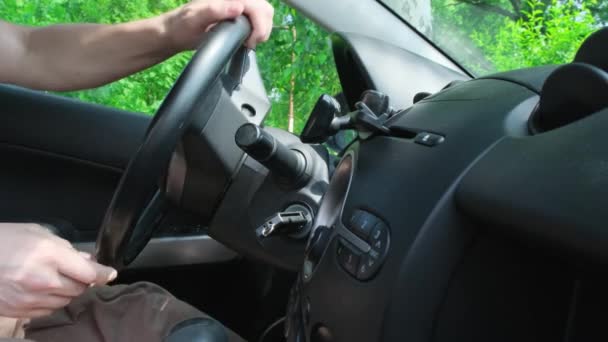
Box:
0 142 120 237
0 84 148 236
0 84 149 169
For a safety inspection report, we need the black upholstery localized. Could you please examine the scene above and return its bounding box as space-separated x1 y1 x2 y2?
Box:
165 318 229 342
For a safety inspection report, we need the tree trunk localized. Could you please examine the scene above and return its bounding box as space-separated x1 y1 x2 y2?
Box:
288 25 297 133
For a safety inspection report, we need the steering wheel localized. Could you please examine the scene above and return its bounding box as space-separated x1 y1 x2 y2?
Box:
95 16 252 270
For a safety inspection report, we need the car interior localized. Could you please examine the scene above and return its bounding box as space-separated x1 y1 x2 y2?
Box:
2 0 608 341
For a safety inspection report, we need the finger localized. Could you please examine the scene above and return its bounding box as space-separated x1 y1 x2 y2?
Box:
241 0 273 48
48 274 88 297
88 260 118 286
54 247 116 285
23 268 88 297
245 16 265 48
54 247 97 284
204 22 217 33
48 235 73 249
197 0 244 26
219 0 246 19
78 251 92 260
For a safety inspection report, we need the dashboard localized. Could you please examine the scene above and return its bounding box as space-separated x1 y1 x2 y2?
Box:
281 31 598 342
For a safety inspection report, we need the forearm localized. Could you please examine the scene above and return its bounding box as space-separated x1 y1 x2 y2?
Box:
7 17 176 91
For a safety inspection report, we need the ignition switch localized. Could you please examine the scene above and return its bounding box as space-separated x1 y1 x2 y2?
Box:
256 204 313 239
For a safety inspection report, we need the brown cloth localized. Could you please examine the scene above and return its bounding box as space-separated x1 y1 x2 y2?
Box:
0 282 244 342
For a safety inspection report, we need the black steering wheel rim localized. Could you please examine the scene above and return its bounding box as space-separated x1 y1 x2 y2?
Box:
95 16 252 270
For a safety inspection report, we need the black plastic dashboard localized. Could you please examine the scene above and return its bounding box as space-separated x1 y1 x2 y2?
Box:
286 32 599 342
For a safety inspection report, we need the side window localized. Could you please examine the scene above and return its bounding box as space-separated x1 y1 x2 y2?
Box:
257 0 342 133
0 0 342 133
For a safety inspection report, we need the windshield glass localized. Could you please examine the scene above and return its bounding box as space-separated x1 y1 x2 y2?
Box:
380 0 603 75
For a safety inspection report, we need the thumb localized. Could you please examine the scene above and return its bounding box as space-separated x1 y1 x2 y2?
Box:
55 245 114 285
88 260 117 286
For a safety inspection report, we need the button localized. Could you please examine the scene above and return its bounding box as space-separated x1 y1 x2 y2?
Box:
356 253 381 280
337 240 360 276
415 132 445 147
369 222 390 256
356 223 390 280
349 210 378 240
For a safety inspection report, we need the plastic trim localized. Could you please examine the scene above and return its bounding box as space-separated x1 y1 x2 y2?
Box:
75 235 237 269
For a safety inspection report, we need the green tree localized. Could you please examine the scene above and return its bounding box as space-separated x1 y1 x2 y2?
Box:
0 0 341 133
256 0 341 133
472 0 597 72
2 0 600 122
431 0 599 73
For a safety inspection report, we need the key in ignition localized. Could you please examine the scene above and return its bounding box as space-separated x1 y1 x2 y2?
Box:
257 211 310 238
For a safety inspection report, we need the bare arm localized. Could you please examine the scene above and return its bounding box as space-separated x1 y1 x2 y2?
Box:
0 18 174 91
0 0 273 91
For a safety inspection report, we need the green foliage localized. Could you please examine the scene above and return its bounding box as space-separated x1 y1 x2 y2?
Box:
431 0 511 72
471 0 597 73
1 0 601 127
257 0 342 133
0 0 341 133
61 52 192 114
430 0 600 74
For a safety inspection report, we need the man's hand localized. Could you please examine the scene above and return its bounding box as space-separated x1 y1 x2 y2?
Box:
0 223 117 318
162 0 274 51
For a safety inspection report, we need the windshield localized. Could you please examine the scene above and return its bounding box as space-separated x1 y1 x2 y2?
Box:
380 0 603 75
